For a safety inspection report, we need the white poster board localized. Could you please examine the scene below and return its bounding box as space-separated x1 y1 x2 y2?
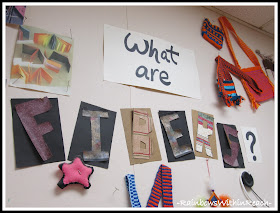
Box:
240 127 262 163
103 24 201 99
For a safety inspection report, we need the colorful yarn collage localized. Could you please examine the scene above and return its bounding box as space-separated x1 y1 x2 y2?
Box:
202 17 274 109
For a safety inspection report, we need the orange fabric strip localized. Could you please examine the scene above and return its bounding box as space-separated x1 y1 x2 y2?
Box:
218 16 260 68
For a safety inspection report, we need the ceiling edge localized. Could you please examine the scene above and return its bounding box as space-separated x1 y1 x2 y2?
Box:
203 6 274 39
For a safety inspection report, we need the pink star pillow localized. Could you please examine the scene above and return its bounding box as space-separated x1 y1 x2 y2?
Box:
57 156 94 189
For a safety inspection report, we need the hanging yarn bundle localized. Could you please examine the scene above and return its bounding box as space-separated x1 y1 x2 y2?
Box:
205 159 214 191
206 159 221 207
205 159 232 207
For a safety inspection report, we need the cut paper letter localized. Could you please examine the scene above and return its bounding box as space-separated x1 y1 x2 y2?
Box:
217 123 245 168
192 110 218 159
121 108 161 165
158 111 195 162
11 97 65 168
132 109 152 159
68 102 117 169
82 110 110 162
240 127 262 163
15 97 53 161
104 24 201 99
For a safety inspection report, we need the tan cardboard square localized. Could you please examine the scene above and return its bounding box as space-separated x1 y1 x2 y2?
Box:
192 109 218 159
120 108 162 165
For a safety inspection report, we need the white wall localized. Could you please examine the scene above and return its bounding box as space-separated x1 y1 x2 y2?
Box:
4 5 275 208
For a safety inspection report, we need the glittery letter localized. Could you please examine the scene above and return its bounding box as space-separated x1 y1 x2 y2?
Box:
160 113 192 158
15 97 53 161
223 124 240 167
82 110 109 161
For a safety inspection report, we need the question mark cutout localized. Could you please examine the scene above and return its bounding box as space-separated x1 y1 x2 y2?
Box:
246 131 257 161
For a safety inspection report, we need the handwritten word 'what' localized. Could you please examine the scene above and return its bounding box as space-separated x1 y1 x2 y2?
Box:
124 33 180 86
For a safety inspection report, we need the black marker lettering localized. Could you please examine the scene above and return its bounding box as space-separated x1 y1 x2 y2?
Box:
151 69 159 81
124 33 149 55
160 71 171 86
148 40 160 64
166 45 179 65
136 65 149 80
161 50 170 63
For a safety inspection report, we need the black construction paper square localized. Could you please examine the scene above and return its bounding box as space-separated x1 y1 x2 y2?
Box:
217 123 245 168
68 102 116 169
158 111 195 162
11 98 65 168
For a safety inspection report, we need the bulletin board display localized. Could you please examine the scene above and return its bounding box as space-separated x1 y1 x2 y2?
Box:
4 5 275 208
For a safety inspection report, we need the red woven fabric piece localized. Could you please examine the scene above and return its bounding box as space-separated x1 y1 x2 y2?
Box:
15 97 53 161
216 56 262 93
242 66 274 102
